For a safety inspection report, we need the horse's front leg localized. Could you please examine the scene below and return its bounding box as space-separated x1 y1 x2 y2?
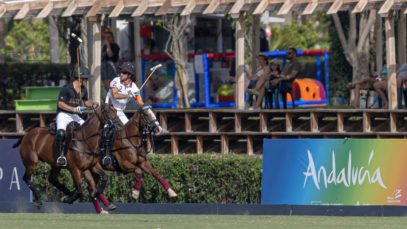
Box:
48 166 73 200
83 169 108 214
139 159 177 199
90 166 116 211
131 167 143 200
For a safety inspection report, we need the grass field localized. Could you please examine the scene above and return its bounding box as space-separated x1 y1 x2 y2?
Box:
1 213 407 229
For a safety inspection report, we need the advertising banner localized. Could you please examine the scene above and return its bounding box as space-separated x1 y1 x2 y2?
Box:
262 139 407 205
0 139 31 202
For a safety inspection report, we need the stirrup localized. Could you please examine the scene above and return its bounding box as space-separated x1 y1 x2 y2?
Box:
57 156 67 167
102 156 112 166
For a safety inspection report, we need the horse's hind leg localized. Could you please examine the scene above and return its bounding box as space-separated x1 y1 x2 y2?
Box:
131 167 143 200
22 163 42 208
139 159 177 199
48 166 73 198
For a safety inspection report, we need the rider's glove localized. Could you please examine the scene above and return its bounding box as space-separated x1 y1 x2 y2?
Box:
75 106 87 114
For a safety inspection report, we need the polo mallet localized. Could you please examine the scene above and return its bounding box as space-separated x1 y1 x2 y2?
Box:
140 64 162 90
71 33 83 103
138 63 162 153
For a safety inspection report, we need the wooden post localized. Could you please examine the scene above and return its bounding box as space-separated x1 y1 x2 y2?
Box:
196 136 203 154
185 113 192 132
81 17 88 67
376 16 383 73
216 18 223 53
337 112 344 132
390 112 397 132
311 112 319 132
221 135 229 154
385 12 398 109
397 12 406 66
259 113 268 133
171 135 179 155
159 113 168 132
133 17 142 83
16 114 23 133
247 136 253 155
48 16 60 64
251 15 260 72
234 113 241 132
89 16 101 103
363 112 371 132
134 17 143 84
235 13 245 109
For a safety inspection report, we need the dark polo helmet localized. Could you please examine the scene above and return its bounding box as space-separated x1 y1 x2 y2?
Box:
119 62 135 76
71 66 92 79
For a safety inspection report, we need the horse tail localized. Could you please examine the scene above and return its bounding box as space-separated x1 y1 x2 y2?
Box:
12 138 22 148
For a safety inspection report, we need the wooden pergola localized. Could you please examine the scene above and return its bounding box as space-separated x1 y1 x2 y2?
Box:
0 0 406 109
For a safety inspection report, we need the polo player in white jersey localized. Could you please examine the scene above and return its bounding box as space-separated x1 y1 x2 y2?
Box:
102 62 162 166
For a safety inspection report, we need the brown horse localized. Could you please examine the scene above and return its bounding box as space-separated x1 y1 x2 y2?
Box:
13 104 118 213
101 107 177 200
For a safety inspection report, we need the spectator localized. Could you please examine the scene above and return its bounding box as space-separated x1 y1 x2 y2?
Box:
247 54 271 109
272 48 301 109
101 29 120 93
347 67 388 108
265 59 282 108
397 63 407 108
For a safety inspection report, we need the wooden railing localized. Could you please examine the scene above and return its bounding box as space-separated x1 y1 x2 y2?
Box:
1 109 407 154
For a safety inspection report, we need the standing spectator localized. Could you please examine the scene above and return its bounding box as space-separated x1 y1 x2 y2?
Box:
272 48 301 109
101 28 120 93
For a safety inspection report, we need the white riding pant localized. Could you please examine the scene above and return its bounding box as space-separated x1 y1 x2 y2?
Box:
56 112 85 130
117 110 129 125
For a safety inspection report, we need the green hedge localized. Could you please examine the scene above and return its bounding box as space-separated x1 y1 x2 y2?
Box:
32 154 262 204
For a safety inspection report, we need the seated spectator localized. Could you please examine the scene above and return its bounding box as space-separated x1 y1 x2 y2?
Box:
347 67 388 108
265 59 282 108
246 54 271 109
271 48 301 109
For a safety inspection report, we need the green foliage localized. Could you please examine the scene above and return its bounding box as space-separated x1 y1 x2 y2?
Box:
32 154 262 204
269 13 330 50
0 20 67 63
327 13 352 102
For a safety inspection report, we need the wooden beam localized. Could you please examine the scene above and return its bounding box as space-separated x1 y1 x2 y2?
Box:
14 3 30 20
302 0 319 15
0 3 5 18
196 136 203 154
385 12 398 109
171 136 179 155
155 0 172 16
352 0 368 13
221 135 229 154
327 0 343 14
109 0 125 17
132 0 149 17
229 0 244 15
181 0 196 16
253 0 269 15
277 0 294 15
86 1 102 17
378 0 394 15
36 1 53 19
89 16 101 104
62 1 78 17
247 136 253 155
203 0 220 14
235 13 245 109
398 12 406 65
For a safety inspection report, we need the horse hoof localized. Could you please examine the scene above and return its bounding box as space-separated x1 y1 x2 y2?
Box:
107 203 117 211
131 190 140 200
61 195 75 204
167 188 178 198
99 209 109 215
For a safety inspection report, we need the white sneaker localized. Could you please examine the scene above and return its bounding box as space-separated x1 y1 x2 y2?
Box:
131 189 140 200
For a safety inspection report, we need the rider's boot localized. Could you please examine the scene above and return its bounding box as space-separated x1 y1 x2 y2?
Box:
56 129 67 167
101 126 112 166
